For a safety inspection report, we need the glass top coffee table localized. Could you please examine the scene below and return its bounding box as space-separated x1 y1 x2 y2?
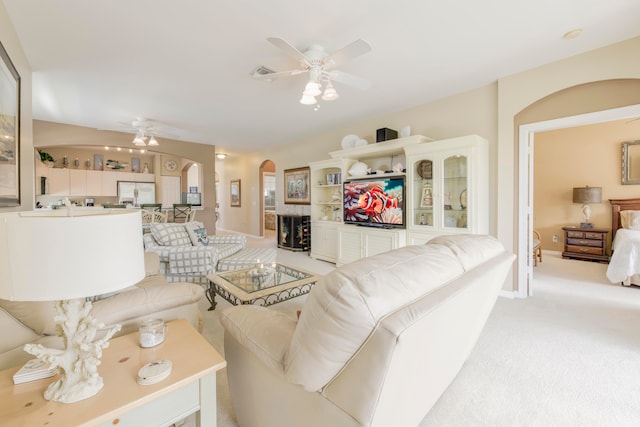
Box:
206 263 319 310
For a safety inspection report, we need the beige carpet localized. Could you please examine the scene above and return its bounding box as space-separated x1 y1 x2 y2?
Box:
189 239 640 426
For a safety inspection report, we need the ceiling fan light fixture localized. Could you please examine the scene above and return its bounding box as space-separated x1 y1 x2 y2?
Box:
303 81 322 97
132 130 146 146
147 136 159 146
322 81 339 101
300 94 317 105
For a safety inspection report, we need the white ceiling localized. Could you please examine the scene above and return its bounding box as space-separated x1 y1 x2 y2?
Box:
4 0 640 153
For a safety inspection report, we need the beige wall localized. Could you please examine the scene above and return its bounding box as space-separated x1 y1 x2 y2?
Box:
218 84 498 237
534 118 640 253
0 4 33 213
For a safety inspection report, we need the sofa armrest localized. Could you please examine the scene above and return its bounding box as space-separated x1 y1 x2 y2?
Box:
220 305 297 374
144 252 161 276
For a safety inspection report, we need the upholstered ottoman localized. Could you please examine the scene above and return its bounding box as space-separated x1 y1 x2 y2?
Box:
216 247 277 272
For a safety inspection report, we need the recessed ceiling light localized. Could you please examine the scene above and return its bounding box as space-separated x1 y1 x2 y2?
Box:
563 28 582 40
216 153 227 159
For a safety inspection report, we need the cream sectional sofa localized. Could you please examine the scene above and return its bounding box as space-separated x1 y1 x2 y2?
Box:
220 234 515 427
0 253 204 371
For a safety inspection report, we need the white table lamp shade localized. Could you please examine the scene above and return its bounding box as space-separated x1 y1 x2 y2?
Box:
0 210 145 301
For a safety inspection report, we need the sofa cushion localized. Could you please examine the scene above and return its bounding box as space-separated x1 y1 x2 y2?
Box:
284 243 465 392
0 300 57 336
91 281 204 326
184 221 210 246
150 223 191 246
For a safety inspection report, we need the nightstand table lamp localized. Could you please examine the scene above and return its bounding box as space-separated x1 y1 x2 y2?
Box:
0 209 145 403
572 186 602 229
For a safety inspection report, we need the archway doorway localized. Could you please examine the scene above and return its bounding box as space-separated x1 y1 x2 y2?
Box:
259 160 276 240
516 79 640 297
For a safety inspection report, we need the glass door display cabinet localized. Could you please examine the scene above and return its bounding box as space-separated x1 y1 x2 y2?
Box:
405 135 489 244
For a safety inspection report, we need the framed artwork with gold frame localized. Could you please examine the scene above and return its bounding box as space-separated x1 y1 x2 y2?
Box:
230 179 241 207
0 41 21 207
284 167 310 205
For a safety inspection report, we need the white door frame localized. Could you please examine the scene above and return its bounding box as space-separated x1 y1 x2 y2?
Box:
517 104 640 298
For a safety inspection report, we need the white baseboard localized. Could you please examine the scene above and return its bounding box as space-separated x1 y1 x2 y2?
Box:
499 290 517 299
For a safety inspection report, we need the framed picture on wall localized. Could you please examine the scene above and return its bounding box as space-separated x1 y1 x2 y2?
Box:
94 154 104 171
230 179 241 207
0 41 21 207
131 157 140 173
284 167 311 205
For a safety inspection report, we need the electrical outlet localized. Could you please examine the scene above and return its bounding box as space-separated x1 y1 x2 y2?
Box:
552 234 559 243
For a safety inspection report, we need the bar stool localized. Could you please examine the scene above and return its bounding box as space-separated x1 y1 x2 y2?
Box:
173 204 192 223
140 203 162 212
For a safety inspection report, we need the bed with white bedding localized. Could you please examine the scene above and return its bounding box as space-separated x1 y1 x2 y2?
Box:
606 198 640 286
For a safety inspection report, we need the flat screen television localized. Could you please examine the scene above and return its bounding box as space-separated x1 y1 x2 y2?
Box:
343 175 405 229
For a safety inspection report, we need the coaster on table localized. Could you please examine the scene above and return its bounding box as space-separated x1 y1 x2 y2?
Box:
137 359 172 385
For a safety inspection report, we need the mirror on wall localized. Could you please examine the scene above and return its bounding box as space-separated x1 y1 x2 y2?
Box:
622 141 640 185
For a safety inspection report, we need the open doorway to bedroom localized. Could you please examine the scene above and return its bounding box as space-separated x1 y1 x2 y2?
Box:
518 104 640 297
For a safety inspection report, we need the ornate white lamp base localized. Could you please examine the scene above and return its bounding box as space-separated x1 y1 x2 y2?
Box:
23 299 121 403
580 203 594 228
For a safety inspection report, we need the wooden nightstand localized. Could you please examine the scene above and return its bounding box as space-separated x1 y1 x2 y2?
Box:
562 226 609 263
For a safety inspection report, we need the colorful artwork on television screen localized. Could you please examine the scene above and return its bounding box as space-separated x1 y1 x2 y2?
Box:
343 176 405 228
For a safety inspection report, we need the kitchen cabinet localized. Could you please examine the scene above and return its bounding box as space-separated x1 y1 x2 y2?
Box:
69 170 87 196
48 168 70 196
42 169 155 198
86 170 102 195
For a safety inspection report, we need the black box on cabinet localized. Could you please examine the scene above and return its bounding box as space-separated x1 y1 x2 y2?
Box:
376 127 398 142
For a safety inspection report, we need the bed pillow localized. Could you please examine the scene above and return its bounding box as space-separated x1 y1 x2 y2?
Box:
620 210 640 230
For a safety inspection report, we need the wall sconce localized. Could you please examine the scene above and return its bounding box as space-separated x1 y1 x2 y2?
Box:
572 186 602 228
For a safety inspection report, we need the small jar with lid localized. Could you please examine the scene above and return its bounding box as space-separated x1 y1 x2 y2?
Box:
139 319 166 348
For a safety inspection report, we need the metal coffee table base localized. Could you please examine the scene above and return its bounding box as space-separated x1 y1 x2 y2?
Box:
206 281 315 310
206 264 319 311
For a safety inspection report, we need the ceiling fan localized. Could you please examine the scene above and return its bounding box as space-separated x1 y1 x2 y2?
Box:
251 37 372 106
112 118 175 147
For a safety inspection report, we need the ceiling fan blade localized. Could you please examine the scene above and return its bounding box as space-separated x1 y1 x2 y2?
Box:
252 68 307 81
328 70 371 90
267 37 311 67
324 39 371 68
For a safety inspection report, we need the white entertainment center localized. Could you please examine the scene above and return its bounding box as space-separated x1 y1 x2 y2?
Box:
309 134 489 266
